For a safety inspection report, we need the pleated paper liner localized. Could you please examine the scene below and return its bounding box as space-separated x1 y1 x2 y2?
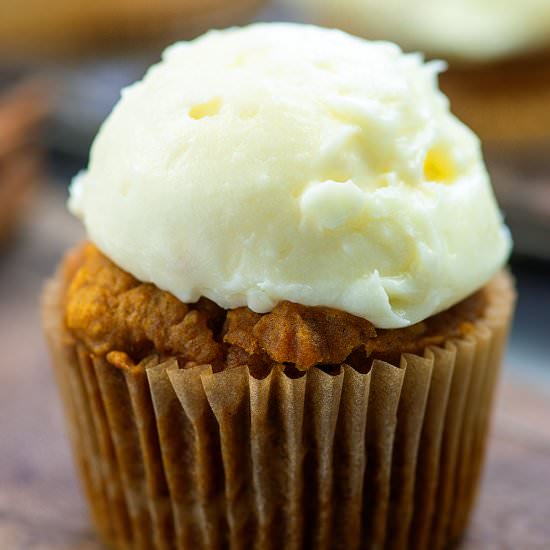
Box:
42 254 515 550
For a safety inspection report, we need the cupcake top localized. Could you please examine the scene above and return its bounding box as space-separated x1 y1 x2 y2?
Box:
292 0 550 61
69 23 511 329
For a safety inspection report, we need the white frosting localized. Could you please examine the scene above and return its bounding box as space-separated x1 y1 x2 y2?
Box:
69 23 511 328
292 0 550 61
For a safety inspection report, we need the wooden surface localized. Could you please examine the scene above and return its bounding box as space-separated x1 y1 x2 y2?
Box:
1 184 549 549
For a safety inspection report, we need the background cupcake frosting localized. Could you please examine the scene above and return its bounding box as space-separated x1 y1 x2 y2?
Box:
290 0 550 61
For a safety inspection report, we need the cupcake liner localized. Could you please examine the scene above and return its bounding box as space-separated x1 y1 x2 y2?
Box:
42 265 515 550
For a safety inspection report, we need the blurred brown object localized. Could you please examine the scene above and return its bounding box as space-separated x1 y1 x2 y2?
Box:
486 148 550 261
0 0 265 59
440 53 550 146
0 80 49 245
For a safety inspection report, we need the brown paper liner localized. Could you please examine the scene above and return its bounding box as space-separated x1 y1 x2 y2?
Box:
42 261 515 550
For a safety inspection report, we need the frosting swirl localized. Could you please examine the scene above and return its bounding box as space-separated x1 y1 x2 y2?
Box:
69 23 511 328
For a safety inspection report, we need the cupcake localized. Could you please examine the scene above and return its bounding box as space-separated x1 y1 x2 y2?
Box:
286 0 550 146
42 24 514 550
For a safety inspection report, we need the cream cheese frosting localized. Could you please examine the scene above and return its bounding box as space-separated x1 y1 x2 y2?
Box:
69 23 511 329
292 0 550 61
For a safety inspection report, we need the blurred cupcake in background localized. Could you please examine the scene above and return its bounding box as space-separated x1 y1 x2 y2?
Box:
286 0 550 147
0 78 49 245
0 0 266 58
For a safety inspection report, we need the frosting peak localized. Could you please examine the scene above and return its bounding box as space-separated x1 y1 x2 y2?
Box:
69 23 511 328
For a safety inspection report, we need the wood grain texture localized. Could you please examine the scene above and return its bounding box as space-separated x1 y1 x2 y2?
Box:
1 184 549 549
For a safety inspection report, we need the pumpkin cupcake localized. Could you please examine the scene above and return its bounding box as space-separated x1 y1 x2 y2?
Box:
43 24 514 550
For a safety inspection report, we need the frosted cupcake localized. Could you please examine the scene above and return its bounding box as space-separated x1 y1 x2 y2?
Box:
288 0 550 145
42 24 514 550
